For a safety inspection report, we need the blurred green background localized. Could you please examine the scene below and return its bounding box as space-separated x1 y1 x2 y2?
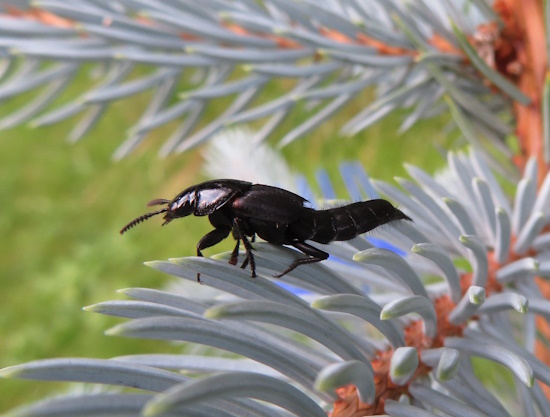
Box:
0 69 450 412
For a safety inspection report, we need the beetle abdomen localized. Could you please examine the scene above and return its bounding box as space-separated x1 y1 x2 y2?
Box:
309 199 410 244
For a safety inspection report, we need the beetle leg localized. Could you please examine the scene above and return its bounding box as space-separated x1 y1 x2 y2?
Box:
233 218 256 278
240 235 256 277
196 227 231 282
238 234 255 268
229 238 240 266
274 242 329 278
229 238 253 270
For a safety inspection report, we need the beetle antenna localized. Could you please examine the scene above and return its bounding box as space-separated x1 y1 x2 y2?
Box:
120 208 168 234
148 198 170 207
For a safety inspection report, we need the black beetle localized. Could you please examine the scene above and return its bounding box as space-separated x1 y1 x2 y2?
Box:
120 179 411 280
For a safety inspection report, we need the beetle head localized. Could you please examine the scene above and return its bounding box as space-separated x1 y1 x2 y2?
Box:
163 191 197 220
119 195 196 235
120 181 243 235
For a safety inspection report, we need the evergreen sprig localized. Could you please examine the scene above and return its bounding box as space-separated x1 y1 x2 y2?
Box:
3 148 549 416
0 1 522 162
